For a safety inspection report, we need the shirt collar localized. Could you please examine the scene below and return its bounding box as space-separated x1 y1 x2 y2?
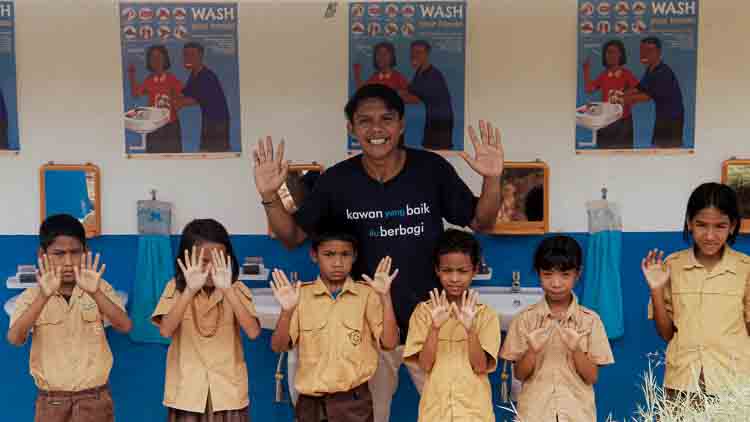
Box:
312 277 358 298
685 246 738 275
541 293 580 323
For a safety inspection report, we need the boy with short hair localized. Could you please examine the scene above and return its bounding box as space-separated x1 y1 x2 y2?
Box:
269 232 399 422
7 214 132 422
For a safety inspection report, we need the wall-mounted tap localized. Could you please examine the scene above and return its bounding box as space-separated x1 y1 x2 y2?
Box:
511 271 521 293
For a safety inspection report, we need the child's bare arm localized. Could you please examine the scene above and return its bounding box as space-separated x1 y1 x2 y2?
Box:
209 250 261 340
418 289 451 372
642 250 675 341
466 330 490 374
363 257 400 350
271 309 294 353
158 290 194 338
223 288 261 340
513 348 537 381
571 349 599 384
7 293 50 346
418 326 440 372
91 290 132 334
513 325 552 381
270 269 300 353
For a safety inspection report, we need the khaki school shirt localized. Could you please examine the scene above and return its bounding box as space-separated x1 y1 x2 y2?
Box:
9 280 124 392
151 280 257 412
403 301 501 422
289 277 384 397
501 295 614 422
648 247 750 393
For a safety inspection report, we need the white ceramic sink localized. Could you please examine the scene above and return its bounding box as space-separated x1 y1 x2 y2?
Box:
249 286 544 331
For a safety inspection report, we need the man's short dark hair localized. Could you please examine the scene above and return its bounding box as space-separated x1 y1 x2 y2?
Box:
641 36 662 50
183 41 204 56
344 84 405 123
410 40 432 53
39 214 86 251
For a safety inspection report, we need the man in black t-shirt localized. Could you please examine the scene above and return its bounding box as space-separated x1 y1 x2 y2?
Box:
253 84 503 422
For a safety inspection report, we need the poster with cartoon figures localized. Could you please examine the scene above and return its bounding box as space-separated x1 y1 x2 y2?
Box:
576 0 698 152
348 2 466 153
0 2 18 153
120 2 241 157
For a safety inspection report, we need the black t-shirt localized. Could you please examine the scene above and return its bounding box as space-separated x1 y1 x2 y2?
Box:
294 148 478 342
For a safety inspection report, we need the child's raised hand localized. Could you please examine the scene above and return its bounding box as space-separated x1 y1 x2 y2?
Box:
74 252 105 294
558 325 584 352
178 246 209 293
362 256 399 296
454 289 479 331
270 269 300 312
641 249 670 290
37 254 61 298
210 249 233 290
525 324 553 353
428 289 452 329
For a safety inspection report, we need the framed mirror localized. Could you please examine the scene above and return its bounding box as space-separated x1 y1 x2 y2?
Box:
40 163 101 238
489 161 549 235
269 163 324 237
722 159 750 233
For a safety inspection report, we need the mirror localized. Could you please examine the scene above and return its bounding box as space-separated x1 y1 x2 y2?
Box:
269 163 324 236
40 163 101 238
722 159 750 233
489 161 549 235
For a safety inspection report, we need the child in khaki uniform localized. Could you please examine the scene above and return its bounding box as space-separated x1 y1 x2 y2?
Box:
269 232 400 422
7 214 132 422
644 183 750 399
152 219 261 422
501 235 614 422
403 229 501 422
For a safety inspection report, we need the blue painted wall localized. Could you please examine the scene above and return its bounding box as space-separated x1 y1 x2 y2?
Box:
2 232 748 421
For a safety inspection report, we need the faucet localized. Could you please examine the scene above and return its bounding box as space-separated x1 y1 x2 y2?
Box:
511 271 521 293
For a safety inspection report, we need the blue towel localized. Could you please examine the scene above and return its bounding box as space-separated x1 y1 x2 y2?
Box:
582 230 624 339
129 235 173 344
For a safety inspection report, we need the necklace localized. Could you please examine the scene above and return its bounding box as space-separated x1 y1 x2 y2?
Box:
190 294 223 338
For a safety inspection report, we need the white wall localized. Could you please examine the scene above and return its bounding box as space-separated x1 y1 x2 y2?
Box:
0 0 748 235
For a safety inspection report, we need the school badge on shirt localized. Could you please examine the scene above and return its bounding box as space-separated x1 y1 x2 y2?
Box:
348 330 362 346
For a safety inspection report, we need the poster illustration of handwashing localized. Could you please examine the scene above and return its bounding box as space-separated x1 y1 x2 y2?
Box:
576 0 698 152
0 2 18 153
120 2 241 157
348 2 466 153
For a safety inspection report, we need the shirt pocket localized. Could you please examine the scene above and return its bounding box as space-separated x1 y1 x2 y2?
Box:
299 316 328 360
81 305 105 344
341 312 365 357
35 306 64 327
701 277 746 335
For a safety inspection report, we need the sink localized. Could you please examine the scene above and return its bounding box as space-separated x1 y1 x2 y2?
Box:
249 286 544 331
474 286 544 330
124 106 170 151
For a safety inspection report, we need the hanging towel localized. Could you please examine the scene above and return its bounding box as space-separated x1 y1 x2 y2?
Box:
130 235 173 344
130 198 174 344
582 200 624 340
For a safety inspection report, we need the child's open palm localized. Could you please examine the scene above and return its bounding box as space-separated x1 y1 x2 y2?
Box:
526 324 553 353
74 252 105 294
428 289 452 329
178 246 209 293
641 249 670 290
558 325 584 352
210 249 233 290
362 256 399 296
454 289 479 331
37 254 61 298
270 269 300 312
